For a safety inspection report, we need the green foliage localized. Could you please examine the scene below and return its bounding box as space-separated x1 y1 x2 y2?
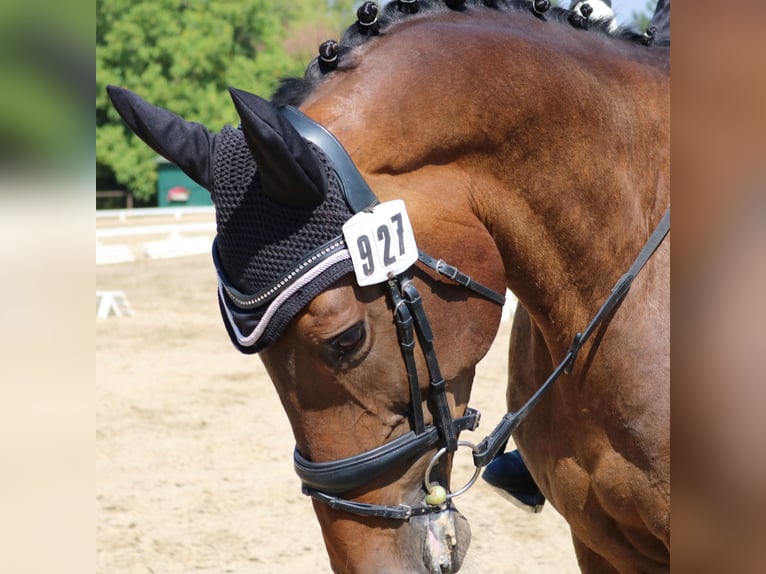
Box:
97 0 356 202
0 0 91 171
280 0 359 62
631 0 655 31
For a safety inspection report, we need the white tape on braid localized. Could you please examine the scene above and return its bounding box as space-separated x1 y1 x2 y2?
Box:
219 249 352 347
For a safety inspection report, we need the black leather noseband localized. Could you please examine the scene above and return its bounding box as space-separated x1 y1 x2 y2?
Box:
295 409 481 495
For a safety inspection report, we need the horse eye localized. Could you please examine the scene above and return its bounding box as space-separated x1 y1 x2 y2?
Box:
331 322 366 355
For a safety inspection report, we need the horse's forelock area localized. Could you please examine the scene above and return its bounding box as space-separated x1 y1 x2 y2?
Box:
270 0 646 108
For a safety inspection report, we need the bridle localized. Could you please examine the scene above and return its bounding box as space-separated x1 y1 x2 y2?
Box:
294 270 498 519
274 105 670 520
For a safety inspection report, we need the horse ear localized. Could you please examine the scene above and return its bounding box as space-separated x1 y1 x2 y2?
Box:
106 85 215 191
228 87 326 207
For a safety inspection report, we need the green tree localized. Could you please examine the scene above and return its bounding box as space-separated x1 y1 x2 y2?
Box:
97 0 351 202
281 0 359 62
631 0 655 31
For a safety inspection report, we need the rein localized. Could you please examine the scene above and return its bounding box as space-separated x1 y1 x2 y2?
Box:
278 105 669 520
472 209 670 467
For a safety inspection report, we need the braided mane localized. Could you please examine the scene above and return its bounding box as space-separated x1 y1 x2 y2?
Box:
271 0 648 107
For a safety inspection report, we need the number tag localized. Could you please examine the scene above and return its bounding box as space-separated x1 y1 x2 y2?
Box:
342 200 419 286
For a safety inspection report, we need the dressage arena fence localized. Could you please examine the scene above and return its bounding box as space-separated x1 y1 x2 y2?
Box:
96 206 216 265
96 290 133 319
96 206 216 317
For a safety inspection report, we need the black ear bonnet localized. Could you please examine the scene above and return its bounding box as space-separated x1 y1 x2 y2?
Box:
211 125 357 353
107 85 377 354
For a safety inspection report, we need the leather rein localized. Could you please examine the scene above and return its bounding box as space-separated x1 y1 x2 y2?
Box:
279 105 670 520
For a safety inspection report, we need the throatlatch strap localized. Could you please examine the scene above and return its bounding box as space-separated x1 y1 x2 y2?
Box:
418 250 506 306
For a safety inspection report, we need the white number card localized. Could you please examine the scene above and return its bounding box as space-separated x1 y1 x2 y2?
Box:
342 200 419 286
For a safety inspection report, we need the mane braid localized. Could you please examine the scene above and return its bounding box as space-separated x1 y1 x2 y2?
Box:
270 0 646 108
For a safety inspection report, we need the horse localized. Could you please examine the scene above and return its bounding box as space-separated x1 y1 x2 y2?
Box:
106 1 669 572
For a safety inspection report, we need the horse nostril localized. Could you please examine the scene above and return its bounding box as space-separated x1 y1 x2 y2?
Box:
424 509 460 574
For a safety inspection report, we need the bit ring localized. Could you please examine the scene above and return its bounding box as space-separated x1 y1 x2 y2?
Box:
424 440 481 500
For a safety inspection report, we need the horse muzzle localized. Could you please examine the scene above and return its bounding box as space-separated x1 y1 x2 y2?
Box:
420 506 471 574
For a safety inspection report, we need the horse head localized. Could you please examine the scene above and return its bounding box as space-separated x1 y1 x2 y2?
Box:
108 80 505 572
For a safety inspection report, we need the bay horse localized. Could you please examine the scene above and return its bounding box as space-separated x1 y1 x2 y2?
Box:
107 1 669 572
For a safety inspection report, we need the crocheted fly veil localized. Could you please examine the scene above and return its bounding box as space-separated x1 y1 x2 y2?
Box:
107 86 357 353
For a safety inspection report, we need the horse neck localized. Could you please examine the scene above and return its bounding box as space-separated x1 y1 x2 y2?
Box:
473 46 669 354
304 10 669 357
